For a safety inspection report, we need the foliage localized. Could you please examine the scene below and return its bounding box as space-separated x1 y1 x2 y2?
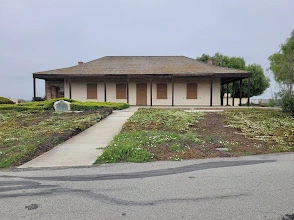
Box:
0 99 129 111
221 109 294 148
268 98 276 107
0 96 14 104
277 90 294 117
32 96 45 101
269 30 294 91
0 110 111 168
123 108 205 133
197 53 270 97
246 64 270 97
70 101 129 111
95 109 205 164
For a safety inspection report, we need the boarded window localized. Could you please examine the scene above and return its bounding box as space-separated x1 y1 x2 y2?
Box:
87 84 97 99
186 83 197 99
116 83 126 99
157 83 167 99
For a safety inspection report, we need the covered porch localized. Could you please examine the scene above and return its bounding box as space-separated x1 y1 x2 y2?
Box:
33 73 251 106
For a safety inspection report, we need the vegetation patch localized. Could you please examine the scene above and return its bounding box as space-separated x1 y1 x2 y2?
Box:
0 109 111 168
0 99 129 111
0 96 14 104
96 108 205 163
221 108 294 150
96 108 294 164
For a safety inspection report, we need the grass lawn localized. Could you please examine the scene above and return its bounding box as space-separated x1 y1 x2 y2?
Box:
0 109 111 168
95 108 294 164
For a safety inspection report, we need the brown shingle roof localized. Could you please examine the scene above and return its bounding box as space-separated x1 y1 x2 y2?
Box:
33 56 250 77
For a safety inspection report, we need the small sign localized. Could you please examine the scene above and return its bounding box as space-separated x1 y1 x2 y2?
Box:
54 100 71 112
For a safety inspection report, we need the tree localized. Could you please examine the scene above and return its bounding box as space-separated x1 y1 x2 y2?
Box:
197 53 270 97
269 30 294 93
269 30 294 116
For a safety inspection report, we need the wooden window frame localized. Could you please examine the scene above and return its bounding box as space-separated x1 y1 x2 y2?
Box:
87 84 97 99
157 83 167 99
116 83 127 99
186 83 197 99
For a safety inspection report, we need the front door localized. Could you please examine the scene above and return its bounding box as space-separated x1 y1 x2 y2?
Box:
136 83 147 105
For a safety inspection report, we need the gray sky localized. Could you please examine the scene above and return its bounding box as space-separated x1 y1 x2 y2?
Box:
1 0 293 100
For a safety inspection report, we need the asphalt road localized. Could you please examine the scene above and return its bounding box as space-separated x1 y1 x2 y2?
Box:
1 153 294 220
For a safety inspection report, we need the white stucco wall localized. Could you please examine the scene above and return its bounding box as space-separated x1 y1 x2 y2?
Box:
63 77 221 106
64 78 104 102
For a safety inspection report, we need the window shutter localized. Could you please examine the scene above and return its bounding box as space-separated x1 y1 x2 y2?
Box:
186 83 197 99
87 84 97 99
157 83 167 99
116 84 126 99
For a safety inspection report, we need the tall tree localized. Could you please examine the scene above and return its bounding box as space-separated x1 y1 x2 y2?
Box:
269 30 294 93
269 30 294 116
197 53 270 97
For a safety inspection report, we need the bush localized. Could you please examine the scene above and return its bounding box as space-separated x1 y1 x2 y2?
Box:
32 96 45 101
279 90 294 117
268 98 276 107
0 96 14 104
0 99 129 111
70 102 129 111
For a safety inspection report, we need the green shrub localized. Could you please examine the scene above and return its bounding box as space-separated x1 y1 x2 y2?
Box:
0 99 129 111
279 90 294 117
268 99 276 107
0 97 14 104
32 96 45 101
70 102 129 111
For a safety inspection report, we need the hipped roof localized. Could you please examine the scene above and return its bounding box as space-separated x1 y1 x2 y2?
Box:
33 56 250 78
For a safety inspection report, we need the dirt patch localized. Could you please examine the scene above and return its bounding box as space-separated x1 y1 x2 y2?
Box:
193 112 273 157
147 112 274 161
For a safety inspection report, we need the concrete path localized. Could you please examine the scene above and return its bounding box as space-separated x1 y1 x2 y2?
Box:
19 107 138 168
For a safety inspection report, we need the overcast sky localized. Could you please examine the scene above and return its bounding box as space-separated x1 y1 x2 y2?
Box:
1 0 293 100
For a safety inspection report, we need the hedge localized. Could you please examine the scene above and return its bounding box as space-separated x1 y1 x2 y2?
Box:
0 99 129 111
70 102 129 111
0 96 14 104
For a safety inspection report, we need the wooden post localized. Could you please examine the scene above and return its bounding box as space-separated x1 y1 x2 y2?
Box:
210 76 213 106
172 76 174 106
150 76 152 106
33 76 36 101
69 77 72 99
247 76 250 106
239 79 242 106
104 75 107 102
127 75 129 104
232 81 235 106
226 83 229 106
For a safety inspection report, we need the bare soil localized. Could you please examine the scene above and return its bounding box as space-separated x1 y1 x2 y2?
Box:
149 112 274 161
192 112 273 157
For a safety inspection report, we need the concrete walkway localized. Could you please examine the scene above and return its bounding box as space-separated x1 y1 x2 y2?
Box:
19 107 138 168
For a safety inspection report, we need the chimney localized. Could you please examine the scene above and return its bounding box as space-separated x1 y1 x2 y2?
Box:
207 59 213 65
78 61 83 65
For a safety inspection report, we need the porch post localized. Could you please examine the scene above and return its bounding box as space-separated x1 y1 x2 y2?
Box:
172 75 174 106
69 77 72 99
232 81 235 106
127 75 129 104
150 76 152 106
226 82 229 106
210 76 213 106
104 75 107 102
239 79 242 106
247 76 250 106
33 76 36 101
